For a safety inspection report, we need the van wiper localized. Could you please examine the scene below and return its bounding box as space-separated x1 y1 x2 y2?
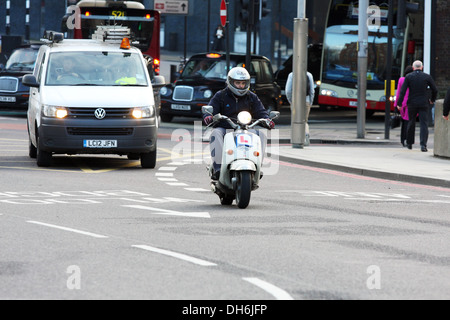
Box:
72 83 101 86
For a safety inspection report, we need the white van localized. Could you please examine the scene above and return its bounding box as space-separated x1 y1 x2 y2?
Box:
23 30 164 168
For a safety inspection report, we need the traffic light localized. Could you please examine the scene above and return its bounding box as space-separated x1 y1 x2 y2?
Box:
260 0 271 18
237 0 250 30
254 0 271 22
397 0 420 31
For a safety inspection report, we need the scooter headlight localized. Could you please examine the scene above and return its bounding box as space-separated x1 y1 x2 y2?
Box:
237 111 252 125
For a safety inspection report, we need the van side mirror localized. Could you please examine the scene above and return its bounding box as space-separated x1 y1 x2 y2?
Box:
22 74 39 88
152 75 165 88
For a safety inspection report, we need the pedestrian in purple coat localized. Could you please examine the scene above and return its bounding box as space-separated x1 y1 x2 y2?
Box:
394 65 414 147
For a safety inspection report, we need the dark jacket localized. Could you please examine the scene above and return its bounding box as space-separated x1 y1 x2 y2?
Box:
398 70 438 108
444 88 450 117
205 88 269 129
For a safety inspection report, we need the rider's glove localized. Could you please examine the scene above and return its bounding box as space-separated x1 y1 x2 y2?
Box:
204 115 213 125
263 119 275 130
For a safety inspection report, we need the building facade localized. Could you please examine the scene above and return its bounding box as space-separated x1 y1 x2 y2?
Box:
0 0 448 92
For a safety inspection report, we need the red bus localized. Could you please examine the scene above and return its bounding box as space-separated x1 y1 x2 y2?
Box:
63 0 161 74
318 0 423 116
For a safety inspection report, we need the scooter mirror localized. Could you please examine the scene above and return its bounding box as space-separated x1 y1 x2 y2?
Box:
269 111 280 120
202 105 213 115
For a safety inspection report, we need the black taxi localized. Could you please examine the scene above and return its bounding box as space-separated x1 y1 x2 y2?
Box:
0 44 42 112
159 52 282 122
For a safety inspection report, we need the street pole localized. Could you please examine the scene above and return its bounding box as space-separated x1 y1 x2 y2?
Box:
226 1 230 72
357 0 368 139
207 0 211 51
6 0 11 35
25 0 30 41
245 0 255 74
291 0 308 148
384 0 394 140
184 16 187 63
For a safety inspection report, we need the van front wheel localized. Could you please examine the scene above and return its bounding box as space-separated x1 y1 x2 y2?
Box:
36 135 52 167
140 149 157 168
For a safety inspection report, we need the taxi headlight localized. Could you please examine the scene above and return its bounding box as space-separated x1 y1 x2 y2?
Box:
203 89 213 99
43 105 68 119
132 106 154 119
237 111 252 125
160 87 169 96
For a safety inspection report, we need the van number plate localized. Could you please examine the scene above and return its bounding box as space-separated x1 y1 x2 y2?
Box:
83 140 117 148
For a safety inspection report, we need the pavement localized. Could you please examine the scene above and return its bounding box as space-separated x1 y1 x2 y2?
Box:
159 50 450 189
271 121 450 189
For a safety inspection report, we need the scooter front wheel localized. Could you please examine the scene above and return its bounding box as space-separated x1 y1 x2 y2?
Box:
235 170 252 209
220 195 234 205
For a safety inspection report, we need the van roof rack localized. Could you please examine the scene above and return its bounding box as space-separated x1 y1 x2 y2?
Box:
41 31 64 43
92 25 134 44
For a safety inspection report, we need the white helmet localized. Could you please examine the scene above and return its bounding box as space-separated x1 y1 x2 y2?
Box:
226 67 250 96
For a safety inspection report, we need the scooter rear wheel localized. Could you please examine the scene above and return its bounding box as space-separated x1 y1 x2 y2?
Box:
235 171 252 209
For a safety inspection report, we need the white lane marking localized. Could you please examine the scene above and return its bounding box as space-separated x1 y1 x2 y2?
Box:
123 205 210 218
167 162 186 166
27 221 108 238
157 178 178 182
155 172 173 177
243 277 294 300
184 158 203 163
132 245 217 266
167 182 189 186
184 188 210 192
159 166 177 171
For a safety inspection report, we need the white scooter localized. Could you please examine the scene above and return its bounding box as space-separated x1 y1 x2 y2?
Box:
203 106 279 209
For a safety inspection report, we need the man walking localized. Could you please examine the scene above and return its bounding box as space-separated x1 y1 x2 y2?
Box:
285 71 315 146
397 60 438 152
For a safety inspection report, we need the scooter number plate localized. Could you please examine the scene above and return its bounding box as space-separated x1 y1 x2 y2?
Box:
236 134 253 147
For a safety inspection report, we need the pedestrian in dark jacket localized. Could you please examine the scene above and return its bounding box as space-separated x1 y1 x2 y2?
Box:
443 88 450 121
397 60 438 152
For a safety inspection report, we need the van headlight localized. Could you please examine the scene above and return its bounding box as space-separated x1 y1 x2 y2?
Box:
132 106 154 119
43 105 68 119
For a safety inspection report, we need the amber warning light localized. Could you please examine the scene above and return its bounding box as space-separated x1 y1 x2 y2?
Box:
120 37 131 49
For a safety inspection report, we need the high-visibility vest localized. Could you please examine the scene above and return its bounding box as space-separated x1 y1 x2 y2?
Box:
115 77 137 85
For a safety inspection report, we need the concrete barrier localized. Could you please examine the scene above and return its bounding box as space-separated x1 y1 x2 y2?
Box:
434 99 450 159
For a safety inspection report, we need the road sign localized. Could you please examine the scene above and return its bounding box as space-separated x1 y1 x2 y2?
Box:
154 0 189 15
220 0 227 27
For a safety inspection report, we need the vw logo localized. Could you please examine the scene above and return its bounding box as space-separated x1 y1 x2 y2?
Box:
94 108 106 119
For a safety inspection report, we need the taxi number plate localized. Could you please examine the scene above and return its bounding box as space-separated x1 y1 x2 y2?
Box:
171 104 191 111
83 140 117 148
0 96 16 103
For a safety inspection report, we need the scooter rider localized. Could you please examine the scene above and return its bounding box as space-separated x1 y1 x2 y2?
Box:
203 66 275 180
